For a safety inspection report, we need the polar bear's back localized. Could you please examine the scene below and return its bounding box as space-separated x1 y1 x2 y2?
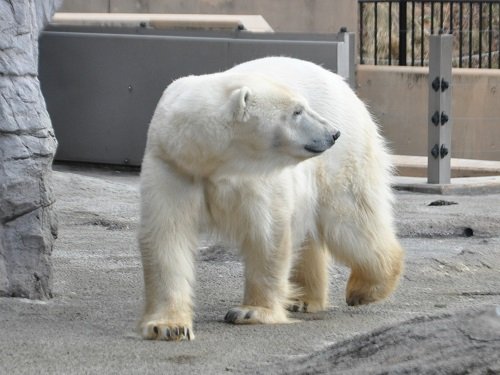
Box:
228 57 349 103
228 56 340 82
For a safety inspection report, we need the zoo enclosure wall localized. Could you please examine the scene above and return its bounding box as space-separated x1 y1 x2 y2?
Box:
39 26 355 166
358 0 500 162
44 2 500 163
358 65 500 161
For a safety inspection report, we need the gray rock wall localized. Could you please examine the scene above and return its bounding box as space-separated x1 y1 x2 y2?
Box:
0 0 60 298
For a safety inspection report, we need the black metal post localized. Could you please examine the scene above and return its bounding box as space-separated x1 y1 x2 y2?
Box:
488 2 492 68
359 3 364 64
479 2 483 68
389 1 392 65
375 2 378 64
411 1 415 65
469 1 473 68
459 2 463 67
399 0 407 65
421 1 424 66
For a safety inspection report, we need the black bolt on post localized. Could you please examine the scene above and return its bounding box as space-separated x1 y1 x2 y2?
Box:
432 111 440 125
432 77 441 91
440 145 449 158
431 144 440 158
440 112 449 125
428 34 453 184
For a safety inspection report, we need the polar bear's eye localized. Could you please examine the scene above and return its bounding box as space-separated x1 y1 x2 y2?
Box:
293 109 303 117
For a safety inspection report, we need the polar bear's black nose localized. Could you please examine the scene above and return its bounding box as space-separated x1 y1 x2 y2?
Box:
332 130 341 142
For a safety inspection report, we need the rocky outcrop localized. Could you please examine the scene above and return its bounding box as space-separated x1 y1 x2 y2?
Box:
260 305 500 374
0 0 60 298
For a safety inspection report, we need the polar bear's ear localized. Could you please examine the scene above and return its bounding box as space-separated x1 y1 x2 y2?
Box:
231 87 252 122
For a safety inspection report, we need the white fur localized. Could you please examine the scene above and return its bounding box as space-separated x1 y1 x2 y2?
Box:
138 57 404 341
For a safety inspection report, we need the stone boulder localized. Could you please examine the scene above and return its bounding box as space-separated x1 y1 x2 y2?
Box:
0 0 60 298
260 305 500 374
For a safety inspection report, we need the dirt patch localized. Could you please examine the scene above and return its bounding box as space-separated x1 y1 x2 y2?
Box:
87 218 130 231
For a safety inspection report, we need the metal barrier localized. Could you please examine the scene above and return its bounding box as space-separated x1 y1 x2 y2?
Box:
359 0 500 68
39 27 355 166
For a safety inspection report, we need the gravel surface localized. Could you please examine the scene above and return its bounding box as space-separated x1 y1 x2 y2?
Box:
1 165 499 374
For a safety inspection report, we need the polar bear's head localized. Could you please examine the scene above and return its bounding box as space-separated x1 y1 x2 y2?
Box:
150 73 340 177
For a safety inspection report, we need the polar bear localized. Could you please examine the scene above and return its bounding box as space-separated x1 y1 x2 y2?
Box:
138 57 404 341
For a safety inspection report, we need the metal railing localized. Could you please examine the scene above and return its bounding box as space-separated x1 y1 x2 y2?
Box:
359 0 500 68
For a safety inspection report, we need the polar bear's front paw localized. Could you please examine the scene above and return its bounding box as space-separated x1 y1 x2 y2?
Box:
288 300 309 313
287 299 325 313
141 321 194 341
224 305 290 324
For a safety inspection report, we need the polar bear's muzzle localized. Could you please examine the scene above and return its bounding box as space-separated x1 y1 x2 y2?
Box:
332 129 342 141
304 129 340 154
294 106 341 155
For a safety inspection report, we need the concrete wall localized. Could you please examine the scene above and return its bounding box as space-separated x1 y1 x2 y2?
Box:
357 66 500 161
53 2 499 161
59 0 357 34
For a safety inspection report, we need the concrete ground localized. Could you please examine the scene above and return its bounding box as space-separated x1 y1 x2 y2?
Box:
1 164 499 374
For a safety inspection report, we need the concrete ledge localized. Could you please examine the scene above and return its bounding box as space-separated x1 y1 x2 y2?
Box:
394 176 500 195
393 155 500 194
51 12 274 32
394 155 500 178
